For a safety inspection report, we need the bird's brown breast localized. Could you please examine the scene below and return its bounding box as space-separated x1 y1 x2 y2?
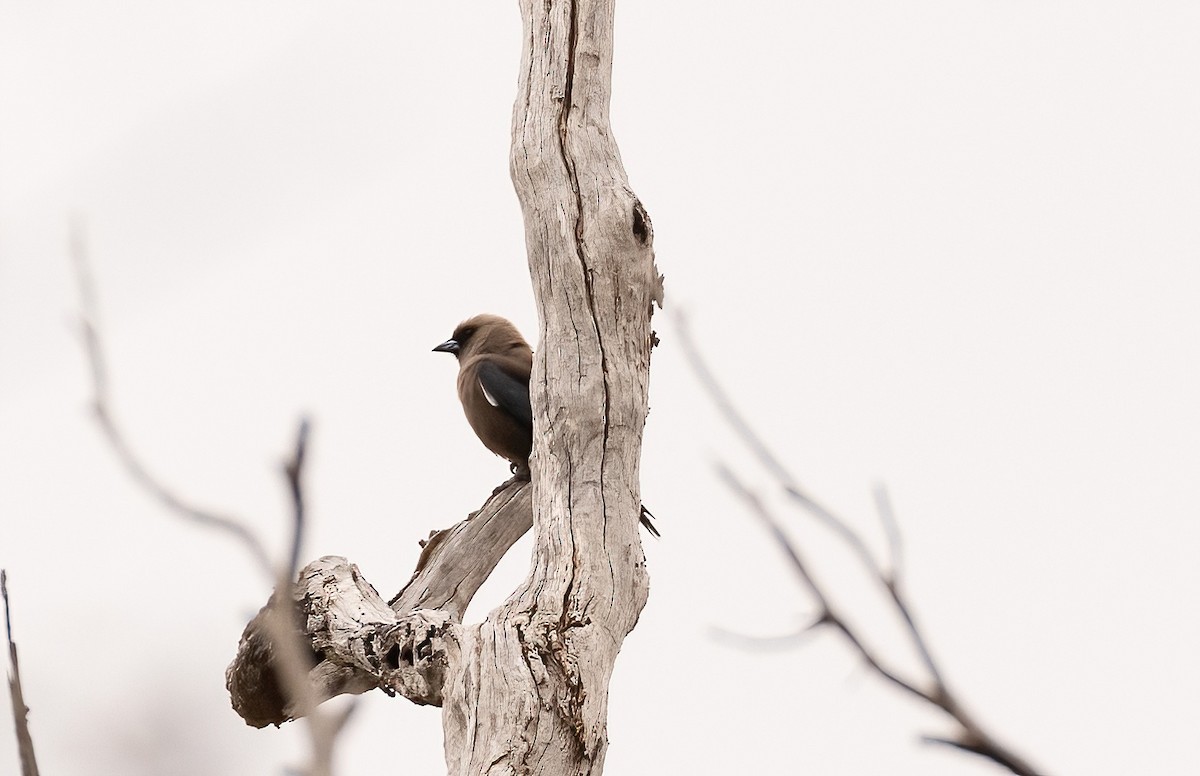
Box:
456 356 532 464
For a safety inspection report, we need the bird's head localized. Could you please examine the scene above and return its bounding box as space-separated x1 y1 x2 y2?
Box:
433 314 530 360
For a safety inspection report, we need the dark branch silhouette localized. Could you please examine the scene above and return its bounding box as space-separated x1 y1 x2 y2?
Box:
4 571 41 776
677 311 1046 776
283 418 312 584
69 221 352 776
69 220 274 575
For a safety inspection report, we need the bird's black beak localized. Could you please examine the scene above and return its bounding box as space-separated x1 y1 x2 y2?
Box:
432 339 460 355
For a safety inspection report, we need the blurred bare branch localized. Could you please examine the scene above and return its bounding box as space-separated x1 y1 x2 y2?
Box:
872 482 904 585
3 570 41 776
708 621 824 653
677 311 1046 776
69 219 274 575
290 701 357 776
715 465 934 705
282 418 311 583
69 221 354 776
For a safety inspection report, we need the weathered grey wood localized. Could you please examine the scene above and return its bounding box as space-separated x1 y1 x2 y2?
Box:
227 481 534 727
437 0 659 773
227 4 657 772
296 556 457 709
391 480 533 619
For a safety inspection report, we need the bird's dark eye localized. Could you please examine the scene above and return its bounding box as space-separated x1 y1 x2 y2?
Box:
457 327 477 343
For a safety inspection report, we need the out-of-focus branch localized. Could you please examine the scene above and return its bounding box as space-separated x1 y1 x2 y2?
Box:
283 419 311 583
715 466 935 705
69 222 353 776
677 311 1045 776
293 700 357 776
3 571 40 776
272 418 355 776
69 221 273 574
872 483 905 586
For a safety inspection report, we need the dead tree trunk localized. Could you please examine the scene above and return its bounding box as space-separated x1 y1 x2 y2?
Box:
226 2 659 774
453 0 660 771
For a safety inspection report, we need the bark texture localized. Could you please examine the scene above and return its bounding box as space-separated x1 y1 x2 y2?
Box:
227 482 534 728
439 1 660 772
227 2 657 773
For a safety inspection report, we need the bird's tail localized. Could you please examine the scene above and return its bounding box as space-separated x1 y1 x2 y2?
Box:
639 505 661 538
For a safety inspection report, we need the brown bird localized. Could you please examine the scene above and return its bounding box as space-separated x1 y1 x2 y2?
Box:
434 313 659 537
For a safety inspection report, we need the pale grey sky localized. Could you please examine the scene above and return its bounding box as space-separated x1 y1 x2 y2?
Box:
2 2 1198 774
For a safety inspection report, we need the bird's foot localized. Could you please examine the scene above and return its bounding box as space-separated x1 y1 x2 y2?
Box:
492 466 531 497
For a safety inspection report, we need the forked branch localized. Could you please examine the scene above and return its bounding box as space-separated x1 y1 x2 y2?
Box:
70 223 351 776
677 312 1046 776
69 220 274 574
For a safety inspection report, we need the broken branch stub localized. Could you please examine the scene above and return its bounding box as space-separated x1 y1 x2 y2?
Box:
226 481 533 727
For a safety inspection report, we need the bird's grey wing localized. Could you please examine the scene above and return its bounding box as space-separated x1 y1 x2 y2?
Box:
476 359 533 428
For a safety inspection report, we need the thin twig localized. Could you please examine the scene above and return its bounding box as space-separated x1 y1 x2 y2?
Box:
716 466 936 707
923 734 1044 776
69 219 274 574
283 418 312 582
296 700 358 776
274 417 358 776
3 570 41 776
872 482 904 585
673 313 887 580
679 310 1046 776
707 623 824 653
69 223 353 774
